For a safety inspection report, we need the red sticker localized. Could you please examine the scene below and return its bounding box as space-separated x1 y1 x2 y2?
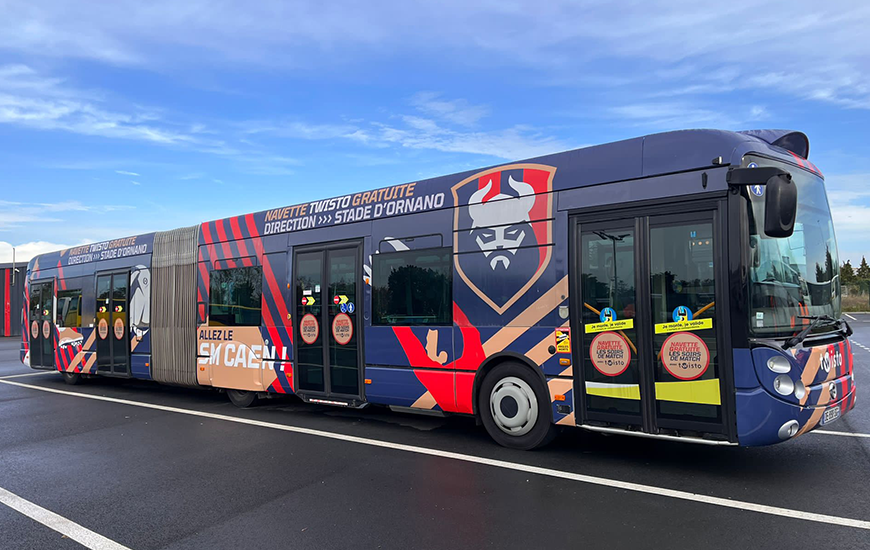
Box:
300 313 319 344
31 320 39 339
661 332 710 380
42 320 51 339
98 318 109 340
114 317 125 340
589 331 631 376
332 313 353 346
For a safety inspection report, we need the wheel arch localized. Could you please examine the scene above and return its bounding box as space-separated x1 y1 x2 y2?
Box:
471 351 550 419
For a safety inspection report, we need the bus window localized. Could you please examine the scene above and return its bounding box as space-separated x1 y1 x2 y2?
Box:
208 266 262 326
372 247 452 326
56 289 82 328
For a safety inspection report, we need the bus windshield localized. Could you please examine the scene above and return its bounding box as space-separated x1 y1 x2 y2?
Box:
745 155 841 337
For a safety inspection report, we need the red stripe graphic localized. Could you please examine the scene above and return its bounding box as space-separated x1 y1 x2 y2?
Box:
215 219 234 260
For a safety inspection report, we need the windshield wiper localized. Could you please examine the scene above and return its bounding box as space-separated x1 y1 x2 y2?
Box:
783 315 845 350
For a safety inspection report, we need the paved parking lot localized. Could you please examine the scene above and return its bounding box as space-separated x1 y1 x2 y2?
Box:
1 317 870 549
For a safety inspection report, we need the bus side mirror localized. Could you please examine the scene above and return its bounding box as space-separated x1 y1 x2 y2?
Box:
726 166 797 238
763 174 797 238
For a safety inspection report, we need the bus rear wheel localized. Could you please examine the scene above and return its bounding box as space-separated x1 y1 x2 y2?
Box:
479 363 557 450
61 372 83 385
227 389 258 408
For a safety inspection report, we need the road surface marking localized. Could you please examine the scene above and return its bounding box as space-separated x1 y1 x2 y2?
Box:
844 313 857 321
814 430 870 438
0 371 56 380
851 340 870 353
0 486 130 550
1 379 869 531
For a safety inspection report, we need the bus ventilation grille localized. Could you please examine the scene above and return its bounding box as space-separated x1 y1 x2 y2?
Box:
151 225 200 387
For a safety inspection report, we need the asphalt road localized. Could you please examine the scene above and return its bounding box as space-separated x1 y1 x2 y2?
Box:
1 319 870 550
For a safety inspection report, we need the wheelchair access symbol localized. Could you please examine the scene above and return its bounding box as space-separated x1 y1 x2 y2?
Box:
600 307 617 323
672 306 693 323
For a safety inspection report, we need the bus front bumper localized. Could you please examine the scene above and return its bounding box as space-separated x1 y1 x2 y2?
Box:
735 373 856 446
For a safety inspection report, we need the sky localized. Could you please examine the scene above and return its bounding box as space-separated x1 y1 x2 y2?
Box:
1 0 869 265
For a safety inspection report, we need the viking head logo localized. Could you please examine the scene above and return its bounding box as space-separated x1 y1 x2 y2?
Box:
453 164 555 314
468 175 535 270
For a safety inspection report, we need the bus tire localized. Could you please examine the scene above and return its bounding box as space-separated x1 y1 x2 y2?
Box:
479 362 557 450
61 372 83 385
227 389 258 408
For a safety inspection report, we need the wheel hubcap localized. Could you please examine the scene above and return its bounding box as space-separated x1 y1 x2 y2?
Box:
490 376 537 436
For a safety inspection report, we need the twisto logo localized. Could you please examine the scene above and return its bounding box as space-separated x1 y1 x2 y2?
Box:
819 348 842 374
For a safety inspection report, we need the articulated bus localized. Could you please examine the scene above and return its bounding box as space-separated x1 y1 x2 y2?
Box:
21 129 855 449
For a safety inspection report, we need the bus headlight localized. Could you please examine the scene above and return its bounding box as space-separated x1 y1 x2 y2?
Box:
767 356 791 373
778 420 800 440
773 374 794 396
793 380 807 400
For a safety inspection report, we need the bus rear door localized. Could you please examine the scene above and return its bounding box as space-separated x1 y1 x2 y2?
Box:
28 280 54 369
95 271 130 376
294 241 363 403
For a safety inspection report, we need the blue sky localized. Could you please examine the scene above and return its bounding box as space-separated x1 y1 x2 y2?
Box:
1 0 869 264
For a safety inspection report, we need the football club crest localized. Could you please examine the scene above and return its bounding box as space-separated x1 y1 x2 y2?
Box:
452 163 556 314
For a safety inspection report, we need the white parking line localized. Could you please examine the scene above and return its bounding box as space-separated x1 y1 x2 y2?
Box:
1 379 869 531
0 486 130 550
0 371 56 380
852 340 870 353
844 313 857 321
814 430 870 438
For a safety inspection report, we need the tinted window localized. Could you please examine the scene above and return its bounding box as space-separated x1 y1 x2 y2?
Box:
56 289 82 328
373 248 452 326
208 266 262 326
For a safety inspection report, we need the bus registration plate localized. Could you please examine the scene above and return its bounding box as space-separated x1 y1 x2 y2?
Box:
821 405 841 426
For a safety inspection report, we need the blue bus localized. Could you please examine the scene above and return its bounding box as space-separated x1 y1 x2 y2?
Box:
22 128 855 449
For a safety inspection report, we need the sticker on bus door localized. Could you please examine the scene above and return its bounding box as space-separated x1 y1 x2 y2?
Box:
660 332 710 380
589 331 631 376
332 313 353 345
300 313 319 344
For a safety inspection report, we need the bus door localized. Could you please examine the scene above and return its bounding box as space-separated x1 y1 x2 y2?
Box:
294 242 362 401
28 280 55 369
95 272 130 376
574 207 727 437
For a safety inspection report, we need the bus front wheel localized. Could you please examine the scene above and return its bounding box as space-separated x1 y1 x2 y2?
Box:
479 363 557 450
227 389 258 408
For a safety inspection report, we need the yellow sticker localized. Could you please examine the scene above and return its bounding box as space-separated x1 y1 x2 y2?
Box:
654 317 713 334
555 329 571 353
585 318 634 334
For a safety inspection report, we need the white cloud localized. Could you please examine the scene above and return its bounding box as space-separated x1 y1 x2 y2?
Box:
825 173 870 264
0 240 90 263
410 92 489 127
0 200 132 230
115 169 140 176
131 180 140 185
1 2 868 109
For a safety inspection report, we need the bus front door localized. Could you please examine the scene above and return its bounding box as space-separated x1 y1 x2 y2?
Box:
96 272 130 376
294 242 362 401
28 280 55 369
574 207 728 438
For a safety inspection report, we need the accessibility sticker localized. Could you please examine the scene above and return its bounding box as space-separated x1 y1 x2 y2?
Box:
585 318 634 334
555 329 571 353
654 317 713 334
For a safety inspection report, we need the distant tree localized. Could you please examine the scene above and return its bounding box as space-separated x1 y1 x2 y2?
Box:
859 256 870 280
824 248 834 282
841 260 856 284
815 263 825 283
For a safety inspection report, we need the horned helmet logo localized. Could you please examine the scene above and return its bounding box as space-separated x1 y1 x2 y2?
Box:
452 164 556 315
